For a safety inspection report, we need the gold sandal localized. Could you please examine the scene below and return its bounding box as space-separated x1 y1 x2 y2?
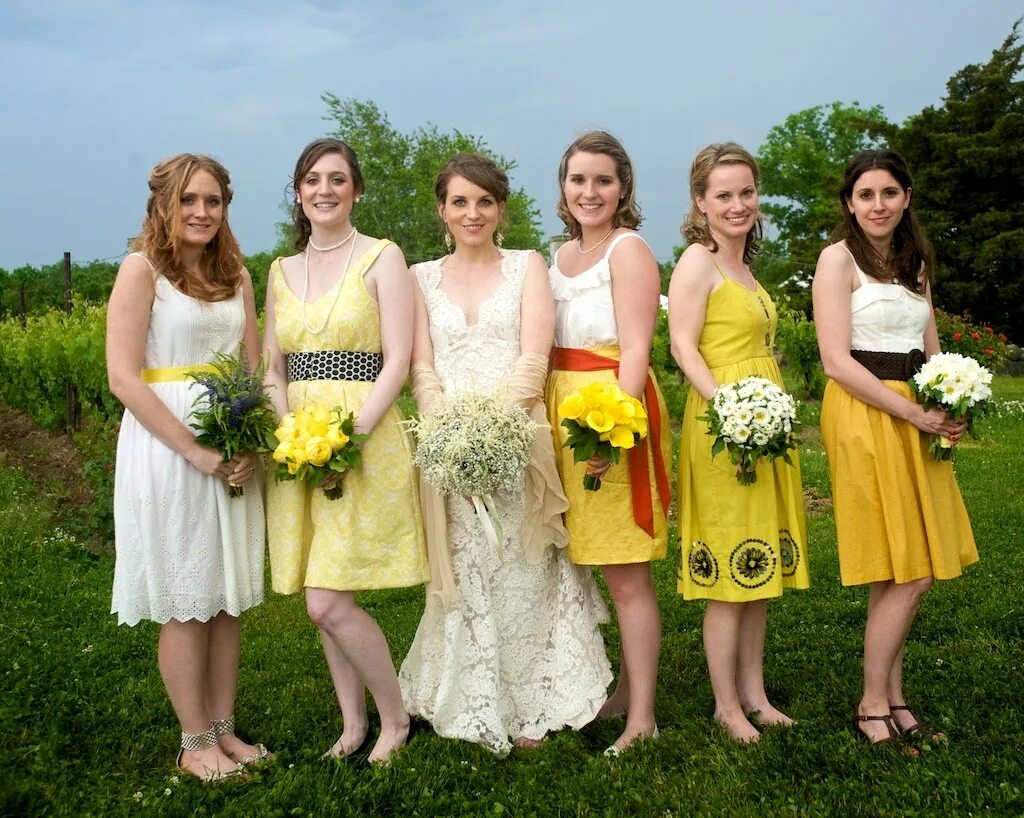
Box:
176 726 248 782
211 714 273 767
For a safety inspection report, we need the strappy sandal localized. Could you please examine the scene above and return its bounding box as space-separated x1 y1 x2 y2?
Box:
852 710 919 756
176 726 248 783
211 715 273 767
890 705 948 744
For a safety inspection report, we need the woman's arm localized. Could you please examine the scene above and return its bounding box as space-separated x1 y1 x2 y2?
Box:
261 262 291 420
106 256 227 477
609 236 660 398
812 244 958 437
668 245 719 401
359 243 414 434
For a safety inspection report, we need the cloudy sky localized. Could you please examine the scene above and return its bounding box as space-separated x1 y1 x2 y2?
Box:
1 0 1020 270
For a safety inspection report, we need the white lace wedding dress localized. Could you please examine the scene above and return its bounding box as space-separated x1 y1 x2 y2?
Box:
399 249 612 755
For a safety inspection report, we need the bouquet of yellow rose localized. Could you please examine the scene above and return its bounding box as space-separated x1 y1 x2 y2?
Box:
557 382 648 491
271 404 367 500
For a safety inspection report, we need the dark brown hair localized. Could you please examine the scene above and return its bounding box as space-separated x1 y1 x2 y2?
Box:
133 154 242 302
288 138 365 252
556 131 642 239
435 152 510 204
831 149 932 293
681 142 763 265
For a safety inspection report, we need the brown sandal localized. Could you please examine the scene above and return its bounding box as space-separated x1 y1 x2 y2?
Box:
852 710 920 756
890 705 948 744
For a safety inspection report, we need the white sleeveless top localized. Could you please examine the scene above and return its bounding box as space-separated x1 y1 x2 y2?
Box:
549 232 649 348
844 243 931 353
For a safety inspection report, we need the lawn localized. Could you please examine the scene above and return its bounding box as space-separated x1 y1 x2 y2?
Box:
0 378 1022 817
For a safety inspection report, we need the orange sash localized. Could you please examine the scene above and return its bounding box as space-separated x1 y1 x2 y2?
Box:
551 347 670 537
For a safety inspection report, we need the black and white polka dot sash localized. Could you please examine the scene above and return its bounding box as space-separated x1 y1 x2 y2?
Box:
286 350 383 382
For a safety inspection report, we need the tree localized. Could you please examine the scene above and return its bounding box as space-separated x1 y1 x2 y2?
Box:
889 21 1024 338
756 102 890 308
302 96 543 265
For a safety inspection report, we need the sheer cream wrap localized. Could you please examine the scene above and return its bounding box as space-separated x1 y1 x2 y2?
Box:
411 351 569 610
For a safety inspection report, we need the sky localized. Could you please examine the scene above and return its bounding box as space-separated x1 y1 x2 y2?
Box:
1 0 1020 270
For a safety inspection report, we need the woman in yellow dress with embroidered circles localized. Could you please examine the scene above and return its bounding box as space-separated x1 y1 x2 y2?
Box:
263 138 428 765
669 143 809 743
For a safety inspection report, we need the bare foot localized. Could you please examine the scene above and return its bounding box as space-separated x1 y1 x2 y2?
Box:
597 693 629 720
177 745 246 781
323 721 370 760
367 719 410 766
218 732 273 765
743 702 796 727
714 711 760 744
513 736 544 749
606 721 659 754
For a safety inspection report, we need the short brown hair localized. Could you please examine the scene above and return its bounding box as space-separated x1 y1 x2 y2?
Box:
556 131 642 240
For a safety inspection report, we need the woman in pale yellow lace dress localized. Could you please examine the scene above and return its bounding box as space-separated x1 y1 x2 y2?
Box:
263 138 428 765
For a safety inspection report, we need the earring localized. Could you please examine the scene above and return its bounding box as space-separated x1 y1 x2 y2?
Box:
295 195 300 204
444 230 452 251
495 231 505 247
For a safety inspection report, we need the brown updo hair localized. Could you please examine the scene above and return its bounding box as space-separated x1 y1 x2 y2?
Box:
133 153 242 302
681 142 763 265
435 152 510 205
288 138 365 252
832 149 932 293
556 131 642 240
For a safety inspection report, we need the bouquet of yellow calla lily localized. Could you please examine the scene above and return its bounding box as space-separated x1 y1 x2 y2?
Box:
271 404 366 500
557 382 648 491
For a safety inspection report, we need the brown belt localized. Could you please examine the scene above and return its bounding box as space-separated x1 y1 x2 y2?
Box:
850 349 925 380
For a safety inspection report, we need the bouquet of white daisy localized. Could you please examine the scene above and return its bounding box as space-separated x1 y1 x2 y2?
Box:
408 391 535 559
912 352 993 460
700 376 799 486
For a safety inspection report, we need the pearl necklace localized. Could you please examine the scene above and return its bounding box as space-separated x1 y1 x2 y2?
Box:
578 226 616 254
309 225 357 253
301 230 359 335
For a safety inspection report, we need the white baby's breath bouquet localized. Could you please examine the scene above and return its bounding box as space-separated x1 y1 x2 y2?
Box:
912 352 992 460
700 376 799 486
408 391 535 559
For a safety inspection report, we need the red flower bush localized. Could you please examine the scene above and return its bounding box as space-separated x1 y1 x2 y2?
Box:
934 309 1010 366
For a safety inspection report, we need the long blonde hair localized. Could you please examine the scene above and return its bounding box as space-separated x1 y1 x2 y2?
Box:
134 154 243 301
681 142 763 264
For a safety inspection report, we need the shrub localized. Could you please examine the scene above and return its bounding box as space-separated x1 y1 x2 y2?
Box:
934 308 1010 368
776 308 826 399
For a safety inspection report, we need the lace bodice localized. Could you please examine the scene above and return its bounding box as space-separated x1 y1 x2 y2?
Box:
414 249 528 393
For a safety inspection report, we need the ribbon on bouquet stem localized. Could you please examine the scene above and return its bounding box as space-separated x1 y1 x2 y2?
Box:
470 494 504 561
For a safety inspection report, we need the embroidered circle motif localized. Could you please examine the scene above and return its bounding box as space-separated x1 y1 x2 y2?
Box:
779 529 799 577
729 538 777 589
685 540 719 588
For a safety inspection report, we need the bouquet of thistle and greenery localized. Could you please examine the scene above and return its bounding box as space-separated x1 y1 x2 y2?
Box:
187 348 278 497
700 376 799 486
557 382 648 491
912 352 993 460
271 405 367 500
407 391 535 560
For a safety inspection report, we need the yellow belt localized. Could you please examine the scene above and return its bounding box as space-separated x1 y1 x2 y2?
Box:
141 364 217 384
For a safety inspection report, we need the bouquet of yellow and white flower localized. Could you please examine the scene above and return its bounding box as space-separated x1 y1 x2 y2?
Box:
912 352 992 460
701 376 798 486
557 383 648 491
407 391 535 560
271 404 366 500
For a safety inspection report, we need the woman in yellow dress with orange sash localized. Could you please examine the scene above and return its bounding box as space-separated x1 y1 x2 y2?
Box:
669 143 809 743
813 149 977 749
263 138 428 765
546 131 671 755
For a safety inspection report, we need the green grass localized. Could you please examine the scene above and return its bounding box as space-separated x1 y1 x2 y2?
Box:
1 381 1022 816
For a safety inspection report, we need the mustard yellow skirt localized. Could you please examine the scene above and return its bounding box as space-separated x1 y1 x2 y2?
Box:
545 350 670 566
820 379 978 585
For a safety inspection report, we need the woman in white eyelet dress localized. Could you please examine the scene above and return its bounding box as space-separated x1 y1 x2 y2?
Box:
399 153 611 756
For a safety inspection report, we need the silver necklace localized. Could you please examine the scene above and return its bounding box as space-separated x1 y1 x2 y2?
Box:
578 227 616 254
309 225 357 253
301 230 359 335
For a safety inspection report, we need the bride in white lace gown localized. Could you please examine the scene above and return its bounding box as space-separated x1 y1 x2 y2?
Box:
399 154 611 755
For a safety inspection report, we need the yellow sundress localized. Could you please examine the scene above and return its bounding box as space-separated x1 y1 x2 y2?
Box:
266 239 428 593
677 273 809 601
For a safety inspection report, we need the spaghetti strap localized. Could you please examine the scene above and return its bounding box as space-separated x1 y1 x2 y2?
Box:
837 242 871 287
128 251 155 270
603 231 648 261
712 262 729 281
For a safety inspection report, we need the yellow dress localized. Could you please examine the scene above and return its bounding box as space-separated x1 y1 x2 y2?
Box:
820 250 978 585
266 240 428 593
677 275 809 601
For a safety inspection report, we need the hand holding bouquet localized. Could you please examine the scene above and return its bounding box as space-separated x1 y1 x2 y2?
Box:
912 352 992 460
408 391 535 560
187 349 277 497
271 405 366 500
700 376 798 486
557 383 648 491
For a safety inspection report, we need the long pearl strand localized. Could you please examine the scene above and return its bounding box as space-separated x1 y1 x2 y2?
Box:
301 227 358 336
